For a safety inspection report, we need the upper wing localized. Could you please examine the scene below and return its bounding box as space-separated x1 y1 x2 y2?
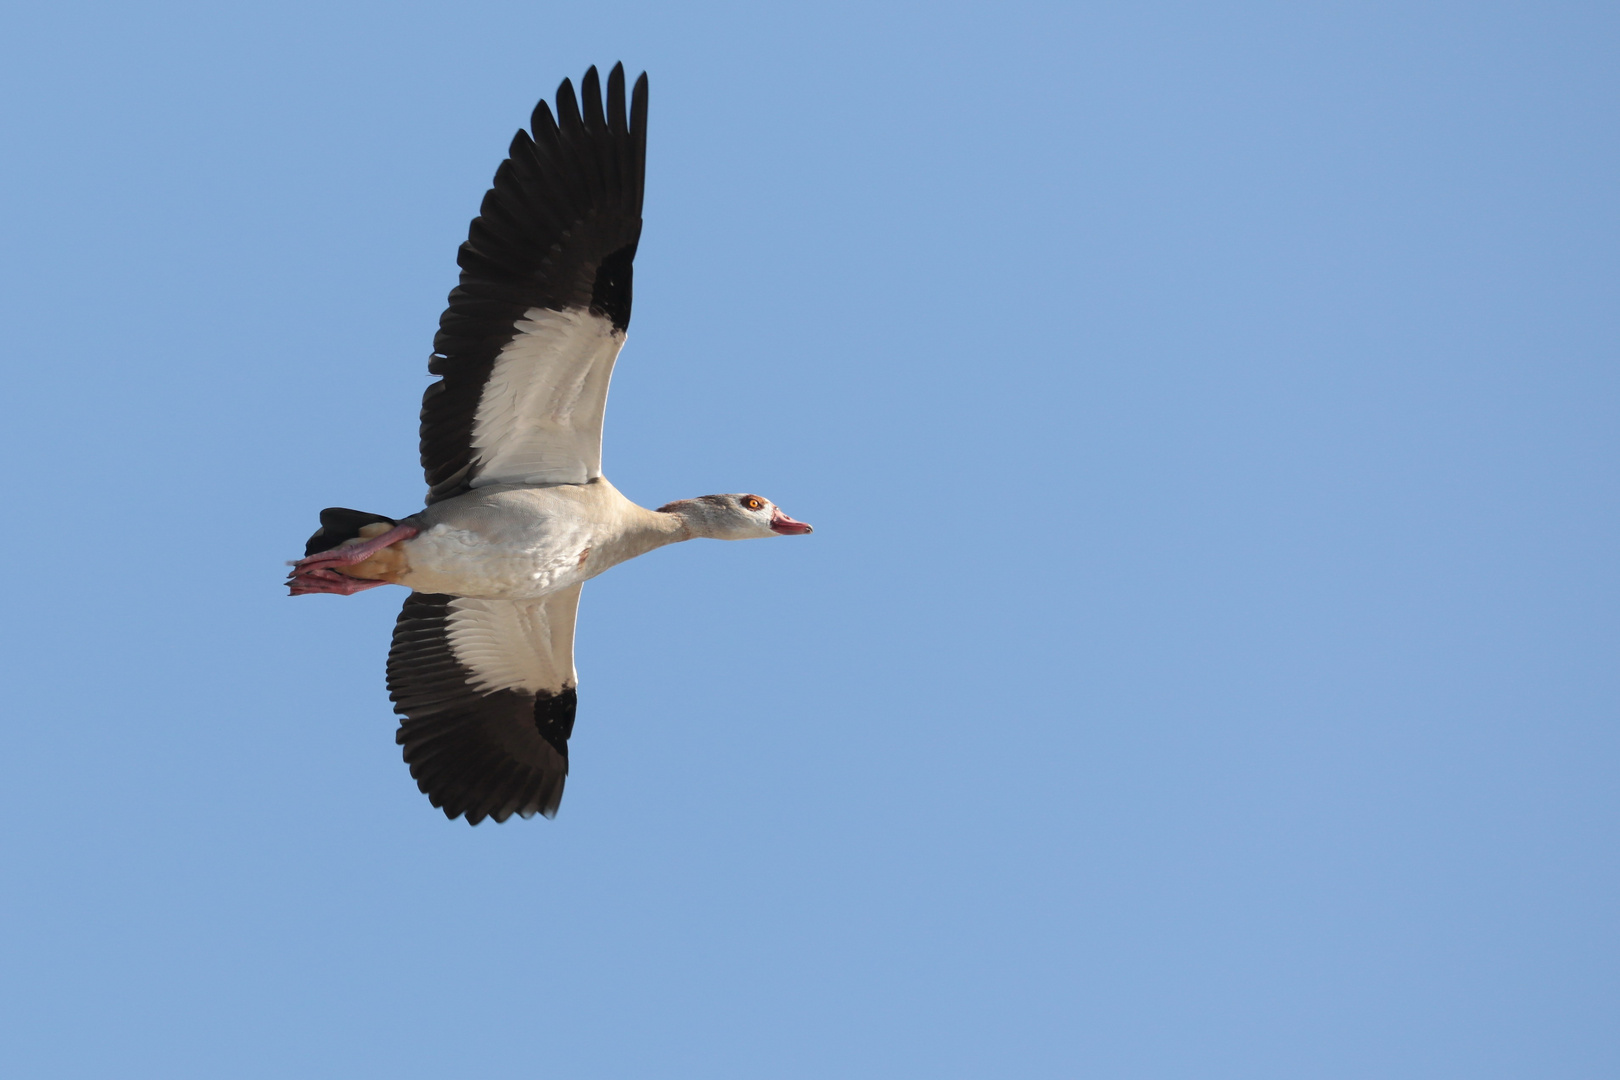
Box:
386 585 584 823
421 64 648 503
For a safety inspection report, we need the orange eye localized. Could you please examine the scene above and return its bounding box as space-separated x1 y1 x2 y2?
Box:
743 497 763 511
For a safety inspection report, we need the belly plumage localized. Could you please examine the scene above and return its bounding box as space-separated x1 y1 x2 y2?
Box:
397 523 589 600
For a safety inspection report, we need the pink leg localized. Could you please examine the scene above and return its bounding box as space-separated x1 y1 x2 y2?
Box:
286 523 418 597
292 523 419 573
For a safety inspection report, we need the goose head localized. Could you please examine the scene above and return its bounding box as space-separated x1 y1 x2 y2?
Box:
658 494 814 540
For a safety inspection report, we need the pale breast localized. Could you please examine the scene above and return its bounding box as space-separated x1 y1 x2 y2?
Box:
396 523 590 599
389 478 672 600
391 486 585 599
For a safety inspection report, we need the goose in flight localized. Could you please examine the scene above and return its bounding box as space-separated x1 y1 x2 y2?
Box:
286 64 812 824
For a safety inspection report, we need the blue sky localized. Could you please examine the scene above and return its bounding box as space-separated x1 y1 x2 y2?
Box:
1 1 1616 1076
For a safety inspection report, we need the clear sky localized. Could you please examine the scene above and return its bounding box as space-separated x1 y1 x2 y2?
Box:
1 1 1616 1076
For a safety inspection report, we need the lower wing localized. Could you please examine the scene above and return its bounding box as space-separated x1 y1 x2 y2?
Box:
386 585 583 823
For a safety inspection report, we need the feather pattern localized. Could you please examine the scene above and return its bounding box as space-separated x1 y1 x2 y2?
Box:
467 308 623 488
420 63 648 504
387 587 583 823
447 592 580 695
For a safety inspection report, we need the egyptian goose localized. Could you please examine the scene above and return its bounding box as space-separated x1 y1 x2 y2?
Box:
287 65 812 824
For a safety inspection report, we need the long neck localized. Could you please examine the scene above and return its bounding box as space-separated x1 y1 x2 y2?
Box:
652 496 736 541
566 479 689 581
609 504 688 556
636 506 692 547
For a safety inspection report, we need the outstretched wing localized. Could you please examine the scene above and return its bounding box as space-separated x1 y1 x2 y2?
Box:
386 586 584 823
421 63 649 503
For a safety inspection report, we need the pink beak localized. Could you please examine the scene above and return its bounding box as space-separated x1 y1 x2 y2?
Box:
770 508 814 535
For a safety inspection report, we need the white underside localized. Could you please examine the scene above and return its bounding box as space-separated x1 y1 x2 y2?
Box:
469 307 624 488
399 520 590 600
445 586 582 697
396 479 668 602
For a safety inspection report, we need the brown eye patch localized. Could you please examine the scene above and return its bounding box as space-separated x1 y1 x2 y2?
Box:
741 496 764 511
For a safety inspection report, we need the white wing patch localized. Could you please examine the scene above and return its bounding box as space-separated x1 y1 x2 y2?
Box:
470 307 624 487
445 585 583 696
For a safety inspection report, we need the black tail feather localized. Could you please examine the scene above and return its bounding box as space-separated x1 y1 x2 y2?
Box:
304 508 399 556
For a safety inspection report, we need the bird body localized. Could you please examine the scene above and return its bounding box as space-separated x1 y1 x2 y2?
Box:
286 64 812 823
334 479 680 600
